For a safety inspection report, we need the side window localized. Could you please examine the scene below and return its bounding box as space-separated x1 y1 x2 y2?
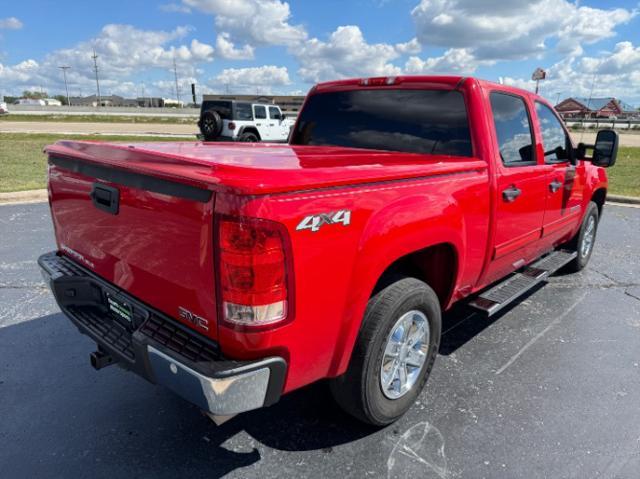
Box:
535 102 570 163
254 105 267 119
490 92 536 166
268 106 281 120
235 103 253 121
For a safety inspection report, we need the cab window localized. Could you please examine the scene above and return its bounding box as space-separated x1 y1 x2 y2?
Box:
254 105 267 119
535 102 570 163
490 92 536 166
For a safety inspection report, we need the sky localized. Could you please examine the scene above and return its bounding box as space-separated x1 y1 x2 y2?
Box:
0 0 639 105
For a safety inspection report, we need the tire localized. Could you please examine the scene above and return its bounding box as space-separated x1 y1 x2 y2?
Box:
564 201 599 272
330 277 441 426
199 110 222 140
238 131 259 142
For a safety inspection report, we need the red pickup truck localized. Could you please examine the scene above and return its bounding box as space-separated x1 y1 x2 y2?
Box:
39 76 617 426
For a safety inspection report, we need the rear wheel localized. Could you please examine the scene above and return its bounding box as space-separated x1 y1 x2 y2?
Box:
238 131 259 142
564 201 599 272
330 277 441 426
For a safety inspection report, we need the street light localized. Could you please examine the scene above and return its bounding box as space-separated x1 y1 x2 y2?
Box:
58 66 71 106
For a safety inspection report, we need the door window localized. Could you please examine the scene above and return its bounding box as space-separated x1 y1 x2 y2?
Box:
535 102 570 163
268 107 281 120
254 105 267 119
490 93 536 166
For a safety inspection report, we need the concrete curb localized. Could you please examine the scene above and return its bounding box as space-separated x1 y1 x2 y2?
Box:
607 194 640 205
0 189 47 205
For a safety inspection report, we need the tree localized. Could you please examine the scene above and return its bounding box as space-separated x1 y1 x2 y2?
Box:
22 90 48 100
53 95 68 106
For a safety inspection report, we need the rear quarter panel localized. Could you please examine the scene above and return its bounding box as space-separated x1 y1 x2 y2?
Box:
215 166 490 393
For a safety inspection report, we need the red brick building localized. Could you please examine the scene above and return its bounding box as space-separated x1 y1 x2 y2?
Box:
555 97 637 119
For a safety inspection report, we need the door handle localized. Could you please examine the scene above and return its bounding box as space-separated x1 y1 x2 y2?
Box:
502 186 522 202
549 179 562 193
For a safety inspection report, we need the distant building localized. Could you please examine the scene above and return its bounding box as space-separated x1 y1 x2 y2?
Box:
162 98 184 108
14 98 46 106
69 95 139 107
201 94 306 115
555 97 637 119
43 98 62 106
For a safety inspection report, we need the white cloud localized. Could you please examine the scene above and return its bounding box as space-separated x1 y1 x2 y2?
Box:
580 41 640 75
295 26 401 83
411 0 635 62
501 46 640 105
183 0 306 46
213 65 291 89
0 17 23 30
405 48 492 74
215 32 254 60
395 38 421 55
0 24 214 96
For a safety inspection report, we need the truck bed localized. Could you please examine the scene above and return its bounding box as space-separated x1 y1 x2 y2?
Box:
45 140 487 195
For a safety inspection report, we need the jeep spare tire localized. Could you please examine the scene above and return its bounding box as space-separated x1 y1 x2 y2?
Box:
200 110 223 140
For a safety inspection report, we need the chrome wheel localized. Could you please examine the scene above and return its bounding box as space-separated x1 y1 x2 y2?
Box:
581 215 596 258
380 310 430 399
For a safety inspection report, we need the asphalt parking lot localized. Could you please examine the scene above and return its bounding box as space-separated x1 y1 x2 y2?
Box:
1 202 639 479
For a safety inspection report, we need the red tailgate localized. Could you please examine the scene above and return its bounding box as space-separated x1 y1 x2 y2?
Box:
47 155 218 339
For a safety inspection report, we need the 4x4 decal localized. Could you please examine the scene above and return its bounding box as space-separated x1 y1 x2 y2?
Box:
296 210 351 232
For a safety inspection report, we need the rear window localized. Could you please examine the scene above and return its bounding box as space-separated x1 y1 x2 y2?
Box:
290 89 472 156
202 101 232 120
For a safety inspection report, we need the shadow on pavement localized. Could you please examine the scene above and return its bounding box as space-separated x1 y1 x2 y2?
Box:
0 313 377 478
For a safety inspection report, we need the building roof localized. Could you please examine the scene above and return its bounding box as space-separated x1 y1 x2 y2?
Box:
571 97 636 112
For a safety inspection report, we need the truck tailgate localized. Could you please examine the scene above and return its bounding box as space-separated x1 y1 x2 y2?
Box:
47 154 218 339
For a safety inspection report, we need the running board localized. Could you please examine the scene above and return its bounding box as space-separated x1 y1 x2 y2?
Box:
468 250 577 316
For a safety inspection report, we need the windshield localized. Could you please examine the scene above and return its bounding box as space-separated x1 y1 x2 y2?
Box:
290 89 472 156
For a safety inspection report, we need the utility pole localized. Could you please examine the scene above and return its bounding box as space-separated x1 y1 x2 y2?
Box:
172 56 180 105
58 66 71 106
92 49 101 107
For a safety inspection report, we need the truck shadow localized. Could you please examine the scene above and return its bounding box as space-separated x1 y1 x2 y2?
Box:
0 313 376 478
439 283 546 355
1 288 545 477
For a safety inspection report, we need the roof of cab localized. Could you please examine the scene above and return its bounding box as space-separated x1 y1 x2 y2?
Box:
312 75 549 104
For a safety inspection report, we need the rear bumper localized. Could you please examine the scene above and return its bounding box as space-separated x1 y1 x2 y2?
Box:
38 251 286 416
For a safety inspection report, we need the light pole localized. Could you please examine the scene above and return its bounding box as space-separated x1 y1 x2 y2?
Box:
92 49 101 107
58 66 71 106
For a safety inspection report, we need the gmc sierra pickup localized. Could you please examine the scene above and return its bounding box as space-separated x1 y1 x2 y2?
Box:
39 76 617 426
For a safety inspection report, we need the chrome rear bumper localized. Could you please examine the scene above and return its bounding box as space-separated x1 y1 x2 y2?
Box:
38 251 286 416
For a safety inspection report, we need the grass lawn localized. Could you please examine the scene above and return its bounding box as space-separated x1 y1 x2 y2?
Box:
1 132 639 197
609 147 640 197
0 133 184 193
0 114 197 124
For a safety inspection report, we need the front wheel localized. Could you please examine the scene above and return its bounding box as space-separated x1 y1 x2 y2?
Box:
330 277 441 426
564 201 599 272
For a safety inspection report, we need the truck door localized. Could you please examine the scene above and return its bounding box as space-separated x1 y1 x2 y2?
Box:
534 101 584 242
252 105 271 141
485 91 550 283
268 106 287 140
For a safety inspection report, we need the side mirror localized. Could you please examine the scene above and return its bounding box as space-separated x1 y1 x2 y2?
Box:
593 129 618 167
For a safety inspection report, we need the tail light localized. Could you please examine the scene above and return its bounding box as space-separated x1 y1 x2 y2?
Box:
228 122 236 130
217 216 293 329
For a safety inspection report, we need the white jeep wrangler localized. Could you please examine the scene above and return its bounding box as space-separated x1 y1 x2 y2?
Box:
198 100 295 142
